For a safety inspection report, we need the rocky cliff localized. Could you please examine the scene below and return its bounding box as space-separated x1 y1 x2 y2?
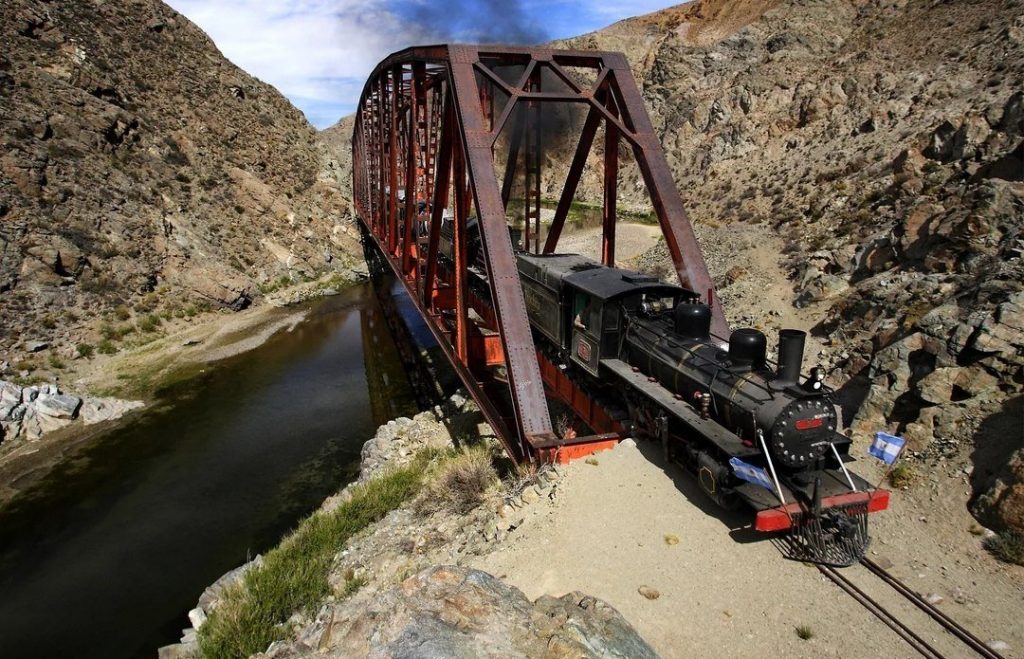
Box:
0 0 361 381
544 0 1023 534
288 565 657 659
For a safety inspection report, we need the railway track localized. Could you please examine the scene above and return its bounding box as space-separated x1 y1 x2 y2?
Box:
817 558 1005 659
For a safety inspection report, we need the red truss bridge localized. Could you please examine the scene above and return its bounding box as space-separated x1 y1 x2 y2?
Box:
352 44 728 462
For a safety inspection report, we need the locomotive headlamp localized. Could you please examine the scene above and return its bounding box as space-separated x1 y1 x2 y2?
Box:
808 366 825 390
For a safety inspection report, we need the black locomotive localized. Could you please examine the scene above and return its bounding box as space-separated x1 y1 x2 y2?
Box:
517 252 885 566
429 213 886 565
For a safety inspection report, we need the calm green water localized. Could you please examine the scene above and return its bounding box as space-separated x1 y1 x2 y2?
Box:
0 284 416 658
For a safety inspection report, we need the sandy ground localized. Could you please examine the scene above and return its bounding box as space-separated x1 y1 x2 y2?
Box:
473 440 1024 658
71 286 330 397
556 222 663 266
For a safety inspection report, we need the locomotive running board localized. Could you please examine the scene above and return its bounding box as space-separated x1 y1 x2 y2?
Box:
602 359 759 458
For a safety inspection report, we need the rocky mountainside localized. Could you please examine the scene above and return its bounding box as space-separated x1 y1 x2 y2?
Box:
320 115 354 198
544 0 1023 534
0 0 360 381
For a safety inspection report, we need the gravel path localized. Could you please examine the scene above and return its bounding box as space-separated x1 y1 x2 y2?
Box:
554 223 663 266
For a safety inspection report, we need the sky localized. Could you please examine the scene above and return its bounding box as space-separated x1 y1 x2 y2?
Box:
165 0 681 129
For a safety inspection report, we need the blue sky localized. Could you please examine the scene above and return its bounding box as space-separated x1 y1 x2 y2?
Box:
166 0 682 129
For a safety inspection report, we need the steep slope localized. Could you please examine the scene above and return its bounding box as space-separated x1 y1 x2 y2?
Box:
320 114 355 198
553 0 1024 534
0 0 360 377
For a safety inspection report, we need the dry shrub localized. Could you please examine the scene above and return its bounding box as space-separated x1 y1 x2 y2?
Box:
985 531 1024 566
415 446 497 516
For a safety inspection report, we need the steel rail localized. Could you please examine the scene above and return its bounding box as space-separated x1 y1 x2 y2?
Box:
860 558 1005 659
817 564 947 659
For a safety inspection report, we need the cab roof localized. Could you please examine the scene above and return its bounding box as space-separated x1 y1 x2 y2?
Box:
517 252 695 303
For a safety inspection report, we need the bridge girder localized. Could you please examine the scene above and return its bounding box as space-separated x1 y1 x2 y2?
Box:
353 44 727 460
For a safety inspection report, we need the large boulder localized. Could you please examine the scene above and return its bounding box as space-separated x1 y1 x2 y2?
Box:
973 448 1024 532
33 392 81 419
0 379 140 444
279 566 657 659
970 397 1024 533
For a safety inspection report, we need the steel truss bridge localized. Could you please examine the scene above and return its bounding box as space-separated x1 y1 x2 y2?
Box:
352 44 728 462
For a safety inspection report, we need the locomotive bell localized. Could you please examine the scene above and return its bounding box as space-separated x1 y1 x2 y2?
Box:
728 328 767 369
674 302 712 340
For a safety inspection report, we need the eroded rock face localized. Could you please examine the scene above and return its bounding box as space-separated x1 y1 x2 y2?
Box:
275 566 657 659
0 0 362 368
970 397 1024 532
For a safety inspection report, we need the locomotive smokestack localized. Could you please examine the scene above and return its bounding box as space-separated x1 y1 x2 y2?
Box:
776 329 807 385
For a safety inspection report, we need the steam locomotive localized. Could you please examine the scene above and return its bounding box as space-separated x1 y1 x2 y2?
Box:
424 213 889 565
516 252 887 566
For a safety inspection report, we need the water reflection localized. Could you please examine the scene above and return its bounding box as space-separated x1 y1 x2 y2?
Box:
0 284 415 658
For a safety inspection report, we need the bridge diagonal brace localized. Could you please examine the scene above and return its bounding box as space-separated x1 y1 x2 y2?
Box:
448 46 554 454
601 53 728 336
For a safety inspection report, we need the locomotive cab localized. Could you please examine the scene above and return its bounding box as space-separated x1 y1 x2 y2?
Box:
568 289 603 375
517 252 695 376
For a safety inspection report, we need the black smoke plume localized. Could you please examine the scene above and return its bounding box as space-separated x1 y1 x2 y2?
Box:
391 0 549 45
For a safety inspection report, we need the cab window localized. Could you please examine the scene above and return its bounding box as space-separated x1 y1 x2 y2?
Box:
573 293 598 331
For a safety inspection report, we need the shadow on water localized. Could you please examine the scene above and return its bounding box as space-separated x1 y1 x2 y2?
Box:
0 284 416 659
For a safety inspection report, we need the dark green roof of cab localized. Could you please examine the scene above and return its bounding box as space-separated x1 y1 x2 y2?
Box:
516 252 695 303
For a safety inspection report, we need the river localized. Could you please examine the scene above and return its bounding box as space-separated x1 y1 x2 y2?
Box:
0 284 416 658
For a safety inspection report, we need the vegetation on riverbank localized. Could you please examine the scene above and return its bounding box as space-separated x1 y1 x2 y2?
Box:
198 450 438 658
413 445 498 516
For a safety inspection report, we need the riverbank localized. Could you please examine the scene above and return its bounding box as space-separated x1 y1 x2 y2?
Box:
169 396 1023 659
0 269 366 509
162 396 655 658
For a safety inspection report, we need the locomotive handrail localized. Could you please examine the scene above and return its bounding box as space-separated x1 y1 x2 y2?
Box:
623 314 785 401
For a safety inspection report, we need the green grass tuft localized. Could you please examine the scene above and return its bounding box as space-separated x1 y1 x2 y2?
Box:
795 624 815 640
137 314 162 333
198 452 436 658
888 464 915 489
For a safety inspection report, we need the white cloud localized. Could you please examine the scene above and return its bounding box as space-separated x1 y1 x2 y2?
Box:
166 0 683 128
166 0 424 126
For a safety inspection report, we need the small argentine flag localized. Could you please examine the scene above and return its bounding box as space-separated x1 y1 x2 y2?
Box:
729 457 774 491
869 432 906 465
